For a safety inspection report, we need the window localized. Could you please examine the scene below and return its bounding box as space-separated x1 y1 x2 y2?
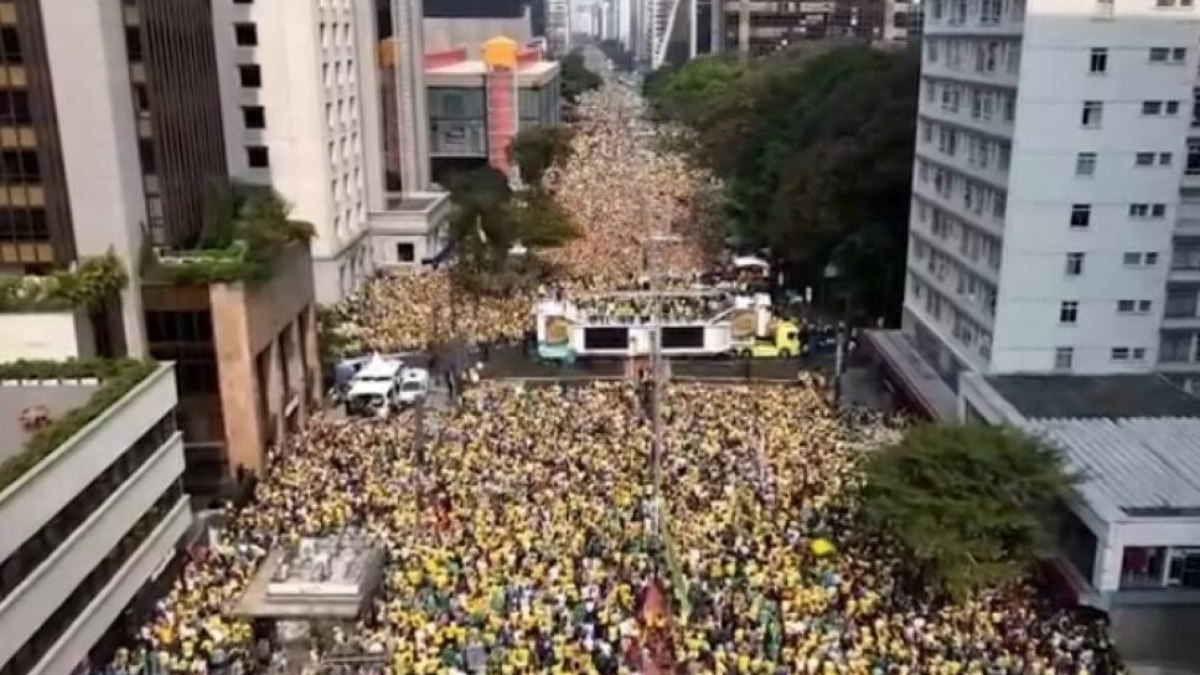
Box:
1054 347 1074 371
1160 152 1174 166
1189 139 1200 174
1174 47 1188 62
242 105 265 130
1130 203 1150 218
1146 252 1160 265
234 0 252 3
1117 299 1136 313
1122 547 1166 589
1070 203 1091 227
1133 347 1148 360
396 243 415 263
124 27 142 62
1136 152 1156 166
0 27 21 65
1112 347 1131 360
1143 100 1164 115
1082 101 1103 127
1139 300 1154 312
1089 48 1108 73
1075 152 1096 176
1152 203 1168 218
238 64 261 88
1123 252 1143 265
1060 300 1079 324
1066 252 1085 275
246 145 269 168
1150 47 1171 62
1168 100 1181 115
0 91 29 126
234 22 258 47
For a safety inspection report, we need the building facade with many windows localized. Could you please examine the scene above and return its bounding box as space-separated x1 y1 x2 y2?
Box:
212 0 386 304
874 0 1200 415
0 363 190 675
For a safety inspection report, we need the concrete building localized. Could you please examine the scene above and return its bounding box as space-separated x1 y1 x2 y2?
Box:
212 0 382 304
425 41 562 179
142 245 322 498
868 0 1200 420
422 0 535 54
0 362 191 675
719 0 887 55
958 372 1200 667
0 0 237 357
547 0 573 54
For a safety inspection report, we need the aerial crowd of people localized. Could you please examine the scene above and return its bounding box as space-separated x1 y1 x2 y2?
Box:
100 52 1127 675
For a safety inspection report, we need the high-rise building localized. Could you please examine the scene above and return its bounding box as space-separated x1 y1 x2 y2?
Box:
546 0 572 54
212 0 383 304
869 0 1200 417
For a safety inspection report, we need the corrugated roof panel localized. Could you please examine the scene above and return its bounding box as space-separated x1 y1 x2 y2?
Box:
1022 417 1200 517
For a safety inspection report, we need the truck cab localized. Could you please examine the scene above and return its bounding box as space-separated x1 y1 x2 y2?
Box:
747 320 802 359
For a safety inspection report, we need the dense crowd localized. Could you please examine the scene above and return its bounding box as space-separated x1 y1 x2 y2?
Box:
103 381 1123 675
329 70 715 354
101 56 1125 675
330 273 534 354
573 291 731 325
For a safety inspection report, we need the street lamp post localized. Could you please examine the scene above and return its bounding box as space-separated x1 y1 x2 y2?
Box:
824 262 846 408
646 233 681 538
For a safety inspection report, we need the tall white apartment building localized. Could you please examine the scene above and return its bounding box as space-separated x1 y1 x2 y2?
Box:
887 0 1200 411
212 0 385 304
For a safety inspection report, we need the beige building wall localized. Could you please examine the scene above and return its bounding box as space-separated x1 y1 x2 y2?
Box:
210 245 321 474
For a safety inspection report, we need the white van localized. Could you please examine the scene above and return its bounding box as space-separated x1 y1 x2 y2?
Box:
396 368 430 406
345 355 404 417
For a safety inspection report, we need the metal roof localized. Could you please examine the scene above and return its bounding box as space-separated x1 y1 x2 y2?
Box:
1021 416 1200 520
987 374 1200 419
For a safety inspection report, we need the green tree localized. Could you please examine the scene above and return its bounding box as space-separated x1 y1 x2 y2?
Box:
861 425 1077 599
560 51 603 104
508 125 575 187
444 167 578 290
650 45 918 323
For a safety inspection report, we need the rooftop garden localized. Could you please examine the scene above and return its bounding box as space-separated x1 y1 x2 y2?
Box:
0 358 158 495
145 182 314 285
0 252 128 313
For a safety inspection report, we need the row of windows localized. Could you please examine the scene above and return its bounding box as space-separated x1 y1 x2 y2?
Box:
916 160 1008 220
1067 202 1170 227
1086 46 1188 75
1063 250 1160 276
915 201 1003 272
919 120 1011 172
146 310 213 344
1056 301 1159 326
925 37 1021 77
927 0 1025 24
0 412 175 606
909 276 994 360
1079 99 1182 128
911 237 998 318
0 479 183 675
1051 345 1150 371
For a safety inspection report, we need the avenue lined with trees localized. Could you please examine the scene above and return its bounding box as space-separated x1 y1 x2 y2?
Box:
644 46 919 325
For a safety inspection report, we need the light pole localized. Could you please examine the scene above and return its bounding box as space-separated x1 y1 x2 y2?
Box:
824 262 845 408
646 233 681 538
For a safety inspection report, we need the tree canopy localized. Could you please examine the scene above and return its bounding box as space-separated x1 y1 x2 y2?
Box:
560 51 603 104
644 45 918 324
508 125 575 187
444 167 578 292
861 424 1077 599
